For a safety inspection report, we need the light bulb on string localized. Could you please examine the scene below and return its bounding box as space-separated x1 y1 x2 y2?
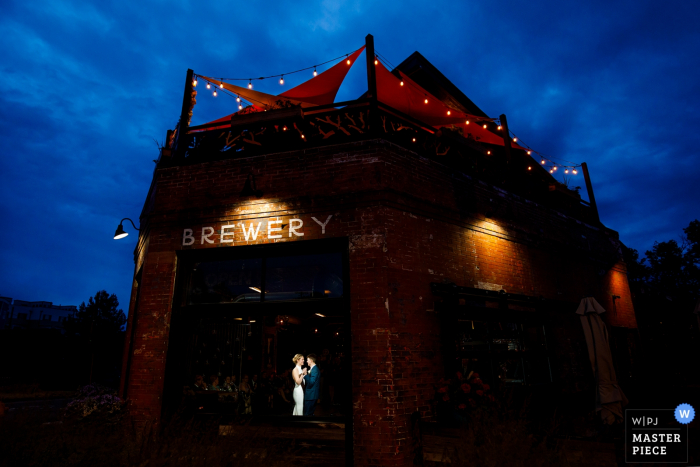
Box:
466 120 470 125
206 82 211 89
528 166 532 171
400 81 404 86
487 150 491 155
483 124 487 129
527 150 532 155
447 110 451 115
236 95 240 102
346 55 350 65
573 169 578 175
564 169 569 174
374 58 378 65
248 80 253 89
213 88 217 97
192 77 197 87
541 160 545 164
513 137 517 142
279 75 284 85
553 166 557 171
219 81 224 89
424 96 428 104
238 104 242 110
497 125 502 130
550 169 554 174
313 66 317 77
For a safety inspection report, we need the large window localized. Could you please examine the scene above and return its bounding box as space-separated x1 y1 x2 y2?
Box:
433 285 553 388
166 239 350 423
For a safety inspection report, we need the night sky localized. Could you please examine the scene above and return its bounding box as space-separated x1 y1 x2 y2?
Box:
1 1 698 310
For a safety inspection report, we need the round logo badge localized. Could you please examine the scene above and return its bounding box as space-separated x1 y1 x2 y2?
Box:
674 403 695 424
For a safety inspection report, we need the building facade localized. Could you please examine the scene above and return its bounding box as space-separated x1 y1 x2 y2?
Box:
0 297 77 331
120 42 637 466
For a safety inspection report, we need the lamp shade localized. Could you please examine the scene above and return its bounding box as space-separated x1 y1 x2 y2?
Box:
114 223 129 240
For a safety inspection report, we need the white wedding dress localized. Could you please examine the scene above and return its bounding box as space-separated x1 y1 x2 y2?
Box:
292 365 304 416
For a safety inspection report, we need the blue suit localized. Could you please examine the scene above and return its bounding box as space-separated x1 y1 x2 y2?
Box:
303 365 320 416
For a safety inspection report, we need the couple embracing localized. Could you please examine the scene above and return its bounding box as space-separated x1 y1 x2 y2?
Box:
291 353 320 416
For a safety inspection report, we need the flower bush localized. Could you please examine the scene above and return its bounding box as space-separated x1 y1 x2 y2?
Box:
66 383 124 420
433 371 496 424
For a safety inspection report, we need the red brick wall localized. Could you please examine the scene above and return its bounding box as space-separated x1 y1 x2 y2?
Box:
123 139 637 466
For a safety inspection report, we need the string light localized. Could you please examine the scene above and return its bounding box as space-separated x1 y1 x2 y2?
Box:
412 137 416 142
283 126 287 131
447 110 451 115
206 82 211 89
527 150 532 155
236 95 240 102
346 54 351 65
192 77 197 87
565 169 569 174
553 166 557 171
279 75 284 85
213 88 217 97
513 137 517 142
219 81 224 89
466 120 470 125
313 66 317 76
541 160 546 164
498 125 502 130
528 166 532 171
487 150 491 155
483 124 487 129
424 96 428 104
374 58 378 65
400 80 404 86
238 103 242 110
301 134 305 139
572 169 578 175
550 169 554 173
248 80 253 89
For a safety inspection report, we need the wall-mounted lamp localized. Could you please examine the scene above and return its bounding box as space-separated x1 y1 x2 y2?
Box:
114 218 140 240
240 174 263 197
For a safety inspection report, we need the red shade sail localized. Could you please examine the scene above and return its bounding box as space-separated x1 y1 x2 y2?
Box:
280 46 365 105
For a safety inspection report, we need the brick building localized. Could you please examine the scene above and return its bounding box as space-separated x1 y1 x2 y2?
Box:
119 36 638 465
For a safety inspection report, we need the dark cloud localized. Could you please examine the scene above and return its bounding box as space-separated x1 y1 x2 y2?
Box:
1 0 698 307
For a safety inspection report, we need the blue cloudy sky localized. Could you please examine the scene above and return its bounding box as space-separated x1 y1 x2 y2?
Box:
1 0 698 309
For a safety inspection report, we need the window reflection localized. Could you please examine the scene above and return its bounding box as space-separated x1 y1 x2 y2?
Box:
188 259 262 304
265 253 343 302
185 253 343 304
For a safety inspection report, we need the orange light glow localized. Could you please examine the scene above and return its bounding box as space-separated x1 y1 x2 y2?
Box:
347 59 351 65
374 59 378 65
487 150 491 155
279 76 284 85
466 120 470 125
528 166 532 170
400 81 404 86
447 110 451 115
497 125 502 130
248 82 252 89
424 98 428 104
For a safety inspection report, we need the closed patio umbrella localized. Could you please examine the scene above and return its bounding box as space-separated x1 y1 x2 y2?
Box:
576 297 628 424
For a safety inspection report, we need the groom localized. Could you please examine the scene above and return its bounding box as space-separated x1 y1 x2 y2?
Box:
302 353 320 416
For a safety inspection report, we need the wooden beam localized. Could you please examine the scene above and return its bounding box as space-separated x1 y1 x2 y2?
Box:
581 162 601 223
499 114 512 164
174 69 194 157
365 34 377 100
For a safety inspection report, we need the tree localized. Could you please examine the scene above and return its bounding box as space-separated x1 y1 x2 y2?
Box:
64 291 126 386
65 290 126 336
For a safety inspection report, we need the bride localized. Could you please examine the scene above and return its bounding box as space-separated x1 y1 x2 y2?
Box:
291 354 306 416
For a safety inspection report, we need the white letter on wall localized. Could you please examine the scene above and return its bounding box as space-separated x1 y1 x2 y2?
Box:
268 219 283 239
183 229 194 246
240 222 262 241
289 218 304 237
221 225 236 243
201 227 215 244
311 215 333 234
